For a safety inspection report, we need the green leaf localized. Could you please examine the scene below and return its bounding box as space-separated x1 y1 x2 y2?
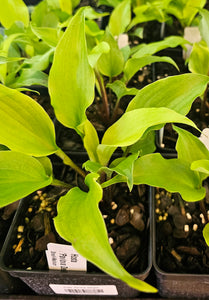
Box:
22 48 54 71
108 0 131 37
175 125 209 182
128 3 168 30
128 130 156 156
0 0 29 29
199 8 209 48
131 36 188 57
0 84 58 156
107 80 138 101
126 73 209 115
188 42 209 76
133 153 205 202
167 0 206 27
98 107 198 165
109 152 139 190
123 55 179 83
102 107 198 147
7 69 48 88
175 125 209 163
0 151 52 207
203 223 209 246
0 33 26 84
31 25 60 48
48 8 95 134
88 42 110 68
97 29 125 78
191 159 209 175
31 0 59 28
54 173 157 293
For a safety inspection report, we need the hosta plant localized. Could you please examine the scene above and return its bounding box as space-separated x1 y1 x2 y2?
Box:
1 8 209 293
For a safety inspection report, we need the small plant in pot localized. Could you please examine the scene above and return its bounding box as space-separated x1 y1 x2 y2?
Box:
0 7 209 296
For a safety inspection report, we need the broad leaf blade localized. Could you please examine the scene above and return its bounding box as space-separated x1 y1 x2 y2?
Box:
0 84 58 156
7 69 48 88
188 42 209 76
0 0 29 29
191 160 209 175
107 80 139 100
97 29 125 78
133 153 205 202
126 74 209 115
131 36 187 57
0 151 52 207
54 173 157 293
123 55 179 83
199 8 209 48
48 8 95 134
98 107 198 165
175 125 209 163
108 0 131 37
102 107 198 147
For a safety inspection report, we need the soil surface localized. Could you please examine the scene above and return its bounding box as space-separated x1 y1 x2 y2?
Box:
155 183 209 274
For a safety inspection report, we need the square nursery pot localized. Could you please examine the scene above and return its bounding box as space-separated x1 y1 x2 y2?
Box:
152 183 209 299
0 203 33 295
0 159 153 297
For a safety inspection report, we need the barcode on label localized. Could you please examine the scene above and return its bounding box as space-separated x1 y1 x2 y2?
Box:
49 284 118 295
64 288 104 294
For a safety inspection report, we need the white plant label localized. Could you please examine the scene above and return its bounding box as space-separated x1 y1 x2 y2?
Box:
199 128 209 150
117 33 129 49
46 243 87 271
49 284 118 295
183 26 201 60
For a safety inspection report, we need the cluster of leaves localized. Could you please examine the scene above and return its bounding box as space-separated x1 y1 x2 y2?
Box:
1 0 209 294
100 0 207 33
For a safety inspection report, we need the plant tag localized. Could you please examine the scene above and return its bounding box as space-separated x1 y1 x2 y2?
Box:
183 26 201 60
117 33 129 49
199 128 209 150
46 243 87 271
49 284 118 295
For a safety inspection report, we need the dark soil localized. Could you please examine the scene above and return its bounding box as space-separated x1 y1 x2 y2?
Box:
155 182 209 274
3 161 150 275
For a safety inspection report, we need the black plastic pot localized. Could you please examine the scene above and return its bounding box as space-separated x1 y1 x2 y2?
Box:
152 186 209 299
0 171 153 297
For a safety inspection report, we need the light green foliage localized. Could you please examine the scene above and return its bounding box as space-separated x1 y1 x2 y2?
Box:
2 4 209 294
199 9 209 48
108 0 131 37
0 0 29 29
48 9 95 135
133 153 206 201
97 107 198 165
54 173 157 293
0 84 58 156
131 36 188 57
0 151 52 207
97 29 125 77
123 55 179 83
188 42 209 76
129 0 206 30
127 73 209 115
166 0 206 27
